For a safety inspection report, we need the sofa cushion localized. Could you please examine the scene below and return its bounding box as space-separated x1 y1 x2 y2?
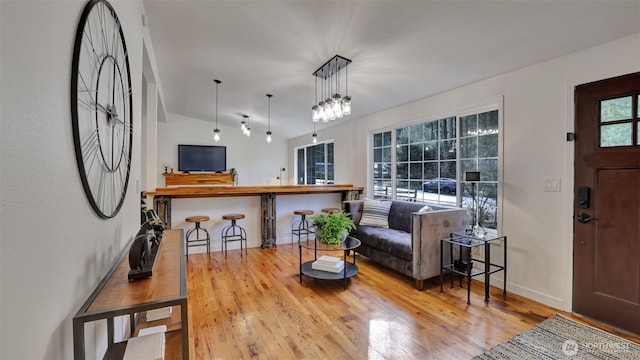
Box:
388 201 425 233
359 199 392 228
352 226 412 261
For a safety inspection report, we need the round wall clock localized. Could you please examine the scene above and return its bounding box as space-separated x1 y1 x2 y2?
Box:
71 0 133 219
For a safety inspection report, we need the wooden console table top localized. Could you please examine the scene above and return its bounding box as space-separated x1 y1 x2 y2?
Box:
144 184 363 199
86 229 183 313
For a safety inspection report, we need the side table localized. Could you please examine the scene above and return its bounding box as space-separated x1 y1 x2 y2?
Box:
440 231 507 304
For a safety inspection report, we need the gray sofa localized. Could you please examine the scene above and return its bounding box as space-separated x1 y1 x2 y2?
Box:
343 200 470 290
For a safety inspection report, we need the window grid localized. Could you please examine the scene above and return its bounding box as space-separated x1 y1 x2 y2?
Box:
371 109 499 230
373 132 393 200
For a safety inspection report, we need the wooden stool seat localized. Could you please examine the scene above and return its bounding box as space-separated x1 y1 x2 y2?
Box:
292 210 314 242
321 208 341 214
186 215 210 223
221 214 247 257
222 213 245 221
185 215 210 260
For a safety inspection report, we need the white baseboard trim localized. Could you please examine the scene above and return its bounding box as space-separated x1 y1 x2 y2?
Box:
489 275 569 311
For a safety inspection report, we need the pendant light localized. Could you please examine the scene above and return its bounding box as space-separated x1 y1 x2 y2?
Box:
312 55 351 122
245 115 251 137
266 94 273 144
240 114 247 133
213 79 221 142
342 64 351 116
312 121 318 144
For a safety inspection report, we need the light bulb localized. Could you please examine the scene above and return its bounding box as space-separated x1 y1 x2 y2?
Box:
342 96 351 115
324 99 334 120
312 105 320 122
213 129 220 142
312 133 318 144
266 131 272 143
246 127 251 137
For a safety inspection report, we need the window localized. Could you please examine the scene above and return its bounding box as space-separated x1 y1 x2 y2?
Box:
296 142 334 185
599 95 639 147
372 132 392 199
371 109 500 230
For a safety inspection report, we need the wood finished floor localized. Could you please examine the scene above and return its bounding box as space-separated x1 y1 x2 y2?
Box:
185 244 640 359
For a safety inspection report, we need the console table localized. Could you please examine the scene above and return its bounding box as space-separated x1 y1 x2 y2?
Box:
73 229 188 360
144 184 363 248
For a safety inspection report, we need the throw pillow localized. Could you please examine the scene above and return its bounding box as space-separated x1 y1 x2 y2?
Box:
359 199 392 228
418 205 433 213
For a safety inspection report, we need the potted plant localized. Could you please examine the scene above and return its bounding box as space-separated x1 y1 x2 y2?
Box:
313 211 356 246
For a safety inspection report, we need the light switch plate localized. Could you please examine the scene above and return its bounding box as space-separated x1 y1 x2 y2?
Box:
544 178 561 192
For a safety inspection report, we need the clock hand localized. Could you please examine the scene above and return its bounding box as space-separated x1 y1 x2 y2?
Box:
107 104 125 126
96 102 112 115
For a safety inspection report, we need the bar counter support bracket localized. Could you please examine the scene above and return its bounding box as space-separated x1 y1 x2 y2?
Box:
154 195 172 229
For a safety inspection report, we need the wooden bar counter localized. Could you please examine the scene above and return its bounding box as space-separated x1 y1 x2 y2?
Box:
144 184 363 248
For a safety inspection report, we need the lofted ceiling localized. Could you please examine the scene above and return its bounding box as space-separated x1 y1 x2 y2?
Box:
142 0 639 140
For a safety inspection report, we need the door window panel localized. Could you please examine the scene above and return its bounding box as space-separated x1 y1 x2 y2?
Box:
600 96 632 122
600 123 632 147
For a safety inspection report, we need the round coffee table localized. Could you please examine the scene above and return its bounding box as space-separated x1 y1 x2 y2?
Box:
298 236 361 289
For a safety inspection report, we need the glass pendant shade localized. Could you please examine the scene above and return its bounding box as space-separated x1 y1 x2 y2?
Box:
342 96 351 116
213 129 220 142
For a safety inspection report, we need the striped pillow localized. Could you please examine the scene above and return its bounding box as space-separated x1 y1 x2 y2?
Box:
359 200 392 228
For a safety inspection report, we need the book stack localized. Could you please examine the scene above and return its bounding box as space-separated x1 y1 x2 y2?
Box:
123 325 166 360
311 255 345 273
146 307 172 322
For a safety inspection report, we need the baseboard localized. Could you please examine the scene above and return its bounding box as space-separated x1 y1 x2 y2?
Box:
488 275 569 311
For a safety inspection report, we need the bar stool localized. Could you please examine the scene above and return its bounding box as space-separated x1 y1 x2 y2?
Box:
185 215 210 260
292 210 314 242
321 207 341 214
221 213 247 257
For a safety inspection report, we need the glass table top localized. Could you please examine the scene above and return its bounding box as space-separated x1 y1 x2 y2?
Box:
299 236 361 251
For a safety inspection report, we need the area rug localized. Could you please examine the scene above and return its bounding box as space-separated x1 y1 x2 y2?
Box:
473 314 640 359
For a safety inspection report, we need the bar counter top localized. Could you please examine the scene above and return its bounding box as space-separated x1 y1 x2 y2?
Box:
144 184 364 198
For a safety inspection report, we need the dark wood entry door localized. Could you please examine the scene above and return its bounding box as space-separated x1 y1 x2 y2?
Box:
573 72 640 334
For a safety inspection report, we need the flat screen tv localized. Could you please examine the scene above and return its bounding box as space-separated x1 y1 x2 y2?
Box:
178 144 226 172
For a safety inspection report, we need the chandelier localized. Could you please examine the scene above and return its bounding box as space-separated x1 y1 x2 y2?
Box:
312 55 351 122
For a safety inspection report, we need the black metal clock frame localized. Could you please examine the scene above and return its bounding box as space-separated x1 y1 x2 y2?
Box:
71 0 133 219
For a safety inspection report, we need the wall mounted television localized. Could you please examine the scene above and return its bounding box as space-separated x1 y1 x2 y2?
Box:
178 144 227 172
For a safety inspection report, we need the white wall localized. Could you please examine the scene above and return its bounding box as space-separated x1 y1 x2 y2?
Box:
157 113 289 187
289 33 640 311
1 1 147 358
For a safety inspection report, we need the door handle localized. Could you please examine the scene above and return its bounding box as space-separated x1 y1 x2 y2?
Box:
577 212 597 224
